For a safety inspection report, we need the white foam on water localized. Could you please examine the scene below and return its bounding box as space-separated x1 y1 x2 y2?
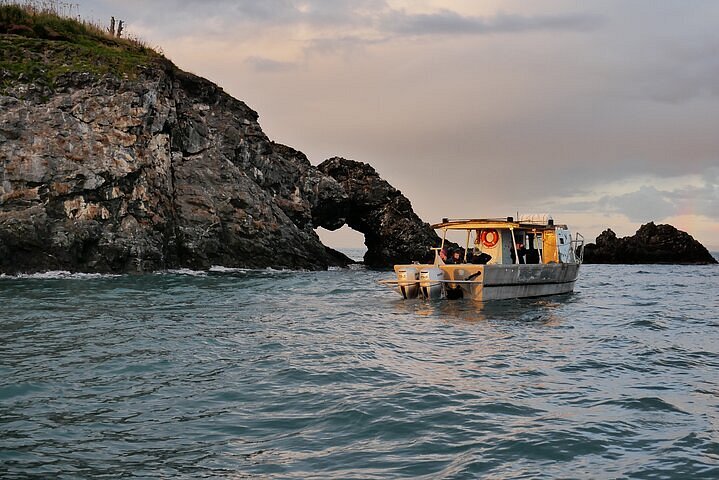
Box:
163 268 208 277
263 267 295 273
0 271 120 280
208 265 251 273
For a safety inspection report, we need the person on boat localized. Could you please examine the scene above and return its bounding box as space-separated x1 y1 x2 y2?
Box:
447 248 464 264
439 248 448 263
511 242 527 264
452 250 463 264
471 251 492 264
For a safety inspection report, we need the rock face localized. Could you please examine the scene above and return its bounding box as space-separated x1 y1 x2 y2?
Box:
583 223 717 264
318 158 442 268
0 47 437 273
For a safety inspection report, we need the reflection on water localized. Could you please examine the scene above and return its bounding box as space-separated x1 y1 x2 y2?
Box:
393 294 569 325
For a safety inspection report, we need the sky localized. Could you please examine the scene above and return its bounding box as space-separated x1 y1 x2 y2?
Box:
79 0 718 250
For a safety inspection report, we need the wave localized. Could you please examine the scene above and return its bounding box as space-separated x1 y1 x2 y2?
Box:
208 265 251 273
2 262 717 479
0 271 120 280
161 268 208 277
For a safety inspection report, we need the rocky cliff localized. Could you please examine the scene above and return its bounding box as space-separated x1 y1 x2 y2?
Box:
0 22 439 273
583 223 717 264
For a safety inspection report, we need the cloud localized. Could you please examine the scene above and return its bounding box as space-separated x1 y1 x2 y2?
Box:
88 0 304 42
602 186 678 222
99 0 382 32
305 35 389 56
556 169 719 224
117 0 298 23
95 1 603 52
289 0 388 27
643 43 719 103
245 56 298 73
380 9 603 36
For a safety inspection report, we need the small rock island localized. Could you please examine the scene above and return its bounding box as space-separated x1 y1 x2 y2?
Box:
583 223 717 264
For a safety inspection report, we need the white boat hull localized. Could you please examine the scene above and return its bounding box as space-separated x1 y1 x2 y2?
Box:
470 263 579 301
390 263 580 301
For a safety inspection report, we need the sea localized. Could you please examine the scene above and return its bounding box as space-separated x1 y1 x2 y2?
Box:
2 250 718 479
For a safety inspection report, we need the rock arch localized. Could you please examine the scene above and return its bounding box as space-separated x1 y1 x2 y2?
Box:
315 157 441 268
0 36 439 273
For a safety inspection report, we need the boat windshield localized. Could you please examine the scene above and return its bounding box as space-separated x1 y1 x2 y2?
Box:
433 218 568 265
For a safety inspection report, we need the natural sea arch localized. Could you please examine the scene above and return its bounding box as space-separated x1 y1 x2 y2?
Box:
313 157 442 268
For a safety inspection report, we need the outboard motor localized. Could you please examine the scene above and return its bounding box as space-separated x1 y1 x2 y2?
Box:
419 268 445 300
397 267 419 299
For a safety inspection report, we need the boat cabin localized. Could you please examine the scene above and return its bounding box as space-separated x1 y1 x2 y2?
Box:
433 216 582 266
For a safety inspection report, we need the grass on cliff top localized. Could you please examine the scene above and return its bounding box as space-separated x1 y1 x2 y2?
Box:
0 2 165 93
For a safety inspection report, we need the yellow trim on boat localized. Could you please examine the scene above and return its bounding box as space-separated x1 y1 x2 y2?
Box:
431 218 565 230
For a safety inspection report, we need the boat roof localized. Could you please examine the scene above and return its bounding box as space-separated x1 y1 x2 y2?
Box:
431 218 568 231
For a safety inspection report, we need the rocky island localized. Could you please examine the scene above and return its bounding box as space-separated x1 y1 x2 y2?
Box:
583 223 717 265
0 5 440 274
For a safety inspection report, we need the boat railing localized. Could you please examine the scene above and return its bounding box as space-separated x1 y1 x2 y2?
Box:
572 233 585 264
430 247 444 266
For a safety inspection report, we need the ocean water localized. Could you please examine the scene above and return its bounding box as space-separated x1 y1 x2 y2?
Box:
1 257 718 479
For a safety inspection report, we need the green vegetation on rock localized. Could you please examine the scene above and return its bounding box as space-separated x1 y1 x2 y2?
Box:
0 2 163 94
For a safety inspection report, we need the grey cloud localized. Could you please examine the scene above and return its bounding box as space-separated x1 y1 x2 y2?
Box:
91 0 308 40
245 56 298 73
94 1 602 46
558 173 719 223
119 0 295 22
673 172 719 220
644 44 719 103
102 0 384 30
602 186 677 222
380 9 603 36
306 35 389 56
292 0 387 26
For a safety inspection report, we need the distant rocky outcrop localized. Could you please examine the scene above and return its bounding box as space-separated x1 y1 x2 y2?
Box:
0 26 437 273
583 223 717 264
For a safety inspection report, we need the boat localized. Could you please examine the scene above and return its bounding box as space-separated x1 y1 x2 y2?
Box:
381 215 585 301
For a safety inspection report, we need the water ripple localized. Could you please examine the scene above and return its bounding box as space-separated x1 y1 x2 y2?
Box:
1 264 718 478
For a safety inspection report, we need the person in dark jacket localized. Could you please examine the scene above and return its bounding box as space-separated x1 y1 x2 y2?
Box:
447 248 463 264
510 242 526 264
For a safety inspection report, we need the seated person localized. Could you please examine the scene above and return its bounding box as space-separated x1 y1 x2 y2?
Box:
450 249 463 264
445 248 464 264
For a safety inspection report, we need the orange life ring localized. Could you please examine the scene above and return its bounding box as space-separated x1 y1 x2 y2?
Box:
481 229 499 248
